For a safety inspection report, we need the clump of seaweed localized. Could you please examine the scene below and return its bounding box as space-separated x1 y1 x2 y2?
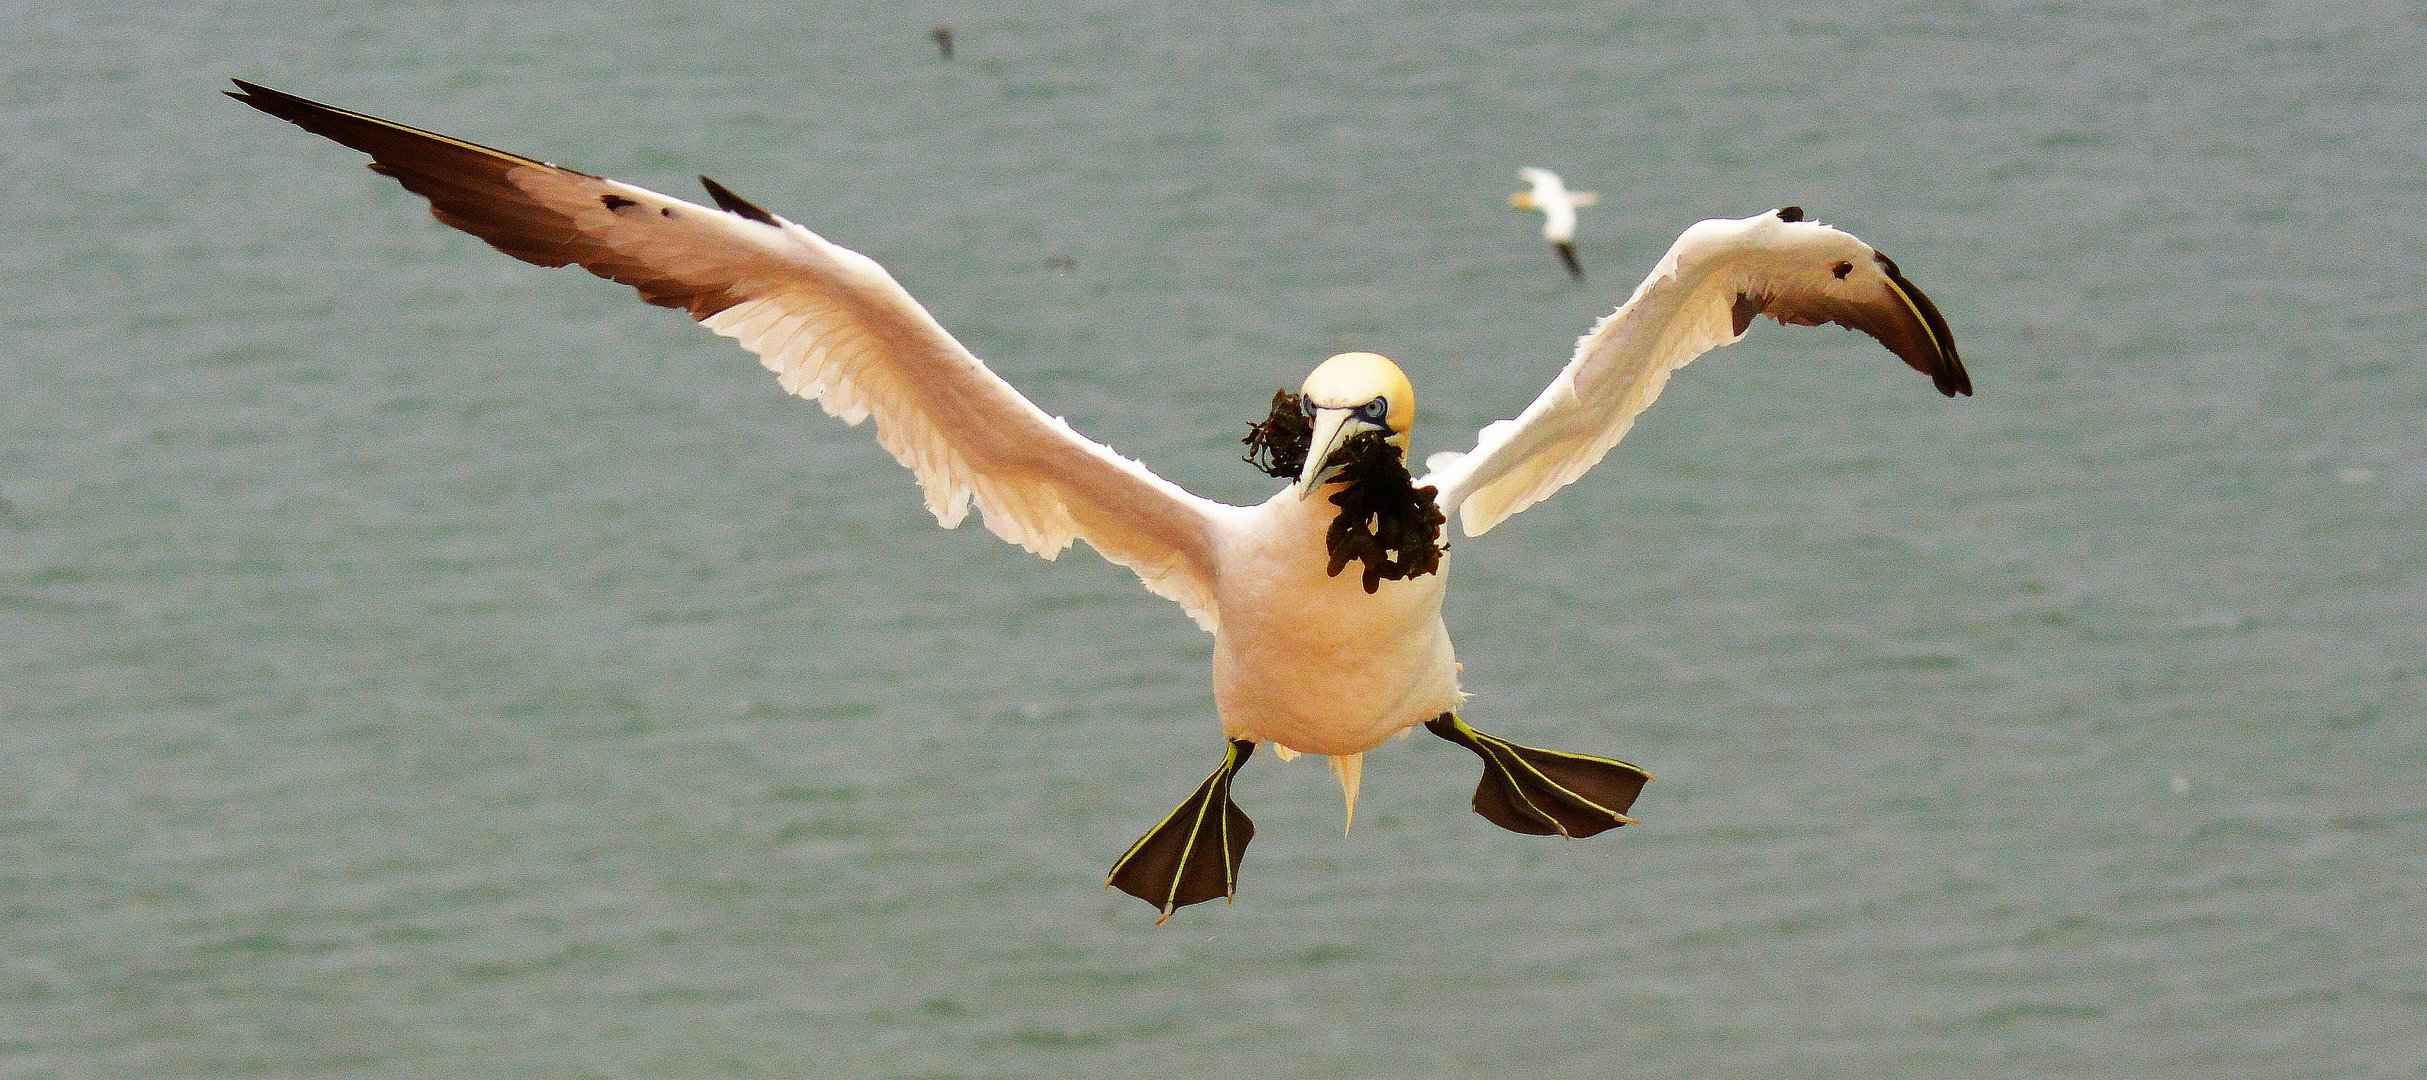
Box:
1322 431 1446 593
1241 388 1447 592
1241 389 1311 479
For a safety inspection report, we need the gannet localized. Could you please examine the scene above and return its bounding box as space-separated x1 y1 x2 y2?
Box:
229 81 1971 922
1510 167 1599 280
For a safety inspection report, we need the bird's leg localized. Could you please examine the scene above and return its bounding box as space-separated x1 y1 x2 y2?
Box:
1106 739 1257 923
1423 713 1649 838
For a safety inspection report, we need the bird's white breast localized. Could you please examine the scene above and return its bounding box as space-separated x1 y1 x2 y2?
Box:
1208 487 1463 756
1540 199 1580 243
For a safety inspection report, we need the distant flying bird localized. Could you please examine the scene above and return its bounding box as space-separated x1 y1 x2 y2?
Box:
931 26 954 61
229 81 1970 922
1510 166 1599 280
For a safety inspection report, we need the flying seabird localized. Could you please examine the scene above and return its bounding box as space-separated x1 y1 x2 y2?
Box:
1510 167 1598 280
228 81 1971 922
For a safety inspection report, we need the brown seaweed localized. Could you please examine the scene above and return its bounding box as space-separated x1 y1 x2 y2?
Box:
1241 389 1312 479
1242 389 1446 592
1322 432 1446 593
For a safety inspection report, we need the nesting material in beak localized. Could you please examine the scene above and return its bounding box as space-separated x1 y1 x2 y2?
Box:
1241 389 1314 479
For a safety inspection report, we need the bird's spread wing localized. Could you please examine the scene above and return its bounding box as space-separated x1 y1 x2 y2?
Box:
230 81 1230 631
1421 208 1968 537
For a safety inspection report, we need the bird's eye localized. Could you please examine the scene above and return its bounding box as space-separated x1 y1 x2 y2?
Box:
1300 397 1318 419
1359 398 1388 422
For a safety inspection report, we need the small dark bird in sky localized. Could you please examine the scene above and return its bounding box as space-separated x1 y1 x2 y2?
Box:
932 26 955 60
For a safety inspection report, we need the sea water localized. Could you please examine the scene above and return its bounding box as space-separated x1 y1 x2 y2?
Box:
3 1 2421 1075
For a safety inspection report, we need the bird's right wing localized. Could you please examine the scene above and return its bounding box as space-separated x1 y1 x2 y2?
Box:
230 81 1233 631
1422 208 1967 537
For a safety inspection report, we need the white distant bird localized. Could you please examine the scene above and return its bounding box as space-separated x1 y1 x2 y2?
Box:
1510 166 1600 280
231 81 1970 922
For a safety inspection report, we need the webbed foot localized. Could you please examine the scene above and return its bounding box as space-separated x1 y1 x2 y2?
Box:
1106 739 1256 923
1424 713 1649 837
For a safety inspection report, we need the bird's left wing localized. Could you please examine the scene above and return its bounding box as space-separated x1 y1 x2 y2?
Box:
1421 208 1968 537
230 81 1232 631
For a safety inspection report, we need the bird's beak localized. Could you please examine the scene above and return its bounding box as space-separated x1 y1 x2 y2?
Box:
1294 407 1366 499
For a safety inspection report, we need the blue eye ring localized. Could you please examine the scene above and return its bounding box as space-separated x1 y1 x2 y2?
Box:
1358 397 1387 422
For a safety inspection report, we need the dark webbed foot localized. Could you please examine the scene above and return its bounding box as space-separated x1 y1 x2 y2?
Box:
1424 713 1649 837
1106 739 1256 923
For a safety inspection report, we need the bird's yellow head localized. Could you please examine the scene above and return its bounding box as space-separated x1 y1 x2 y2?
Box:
1301 352 1414 442
1292 352 1415 496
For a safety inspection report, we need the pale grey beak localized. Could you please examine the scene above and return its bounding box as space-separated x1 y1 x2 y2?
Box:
1294 407 1370 498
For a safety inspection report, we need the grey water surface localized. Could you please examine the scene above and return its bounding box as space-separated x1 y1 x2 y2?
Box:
4 1 2422 1076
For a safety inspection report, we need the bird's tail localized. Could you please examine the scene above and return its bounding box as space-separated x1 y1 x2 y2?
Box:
1554 242 1584 280
1330 753 1365 834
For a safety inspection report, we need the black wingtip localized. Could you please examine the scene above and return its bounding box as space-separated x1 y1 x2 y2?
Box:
226 79 310 114
1776 205 1805 223
698 175 778 226
224 79 347 139
225 78 283 111
1873 251 1971 397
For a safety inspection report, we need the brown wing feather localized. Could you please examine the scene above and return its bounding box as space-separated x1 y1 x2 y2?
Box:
229 79 751 318
1747 250 1970 397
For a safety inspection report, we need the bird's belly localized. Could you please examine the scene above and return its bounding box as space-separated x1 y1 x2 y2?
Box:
1210 540 1461 757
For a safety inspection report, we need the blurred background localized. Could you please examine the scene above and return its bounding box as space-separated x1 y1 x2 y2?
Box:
2 1 2420 1076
